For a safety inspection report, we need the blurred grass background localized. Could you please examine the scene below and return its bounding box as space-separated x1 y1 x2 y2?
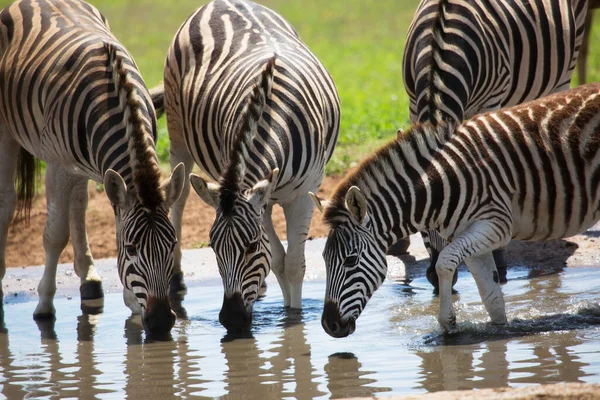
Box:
1 0 596 175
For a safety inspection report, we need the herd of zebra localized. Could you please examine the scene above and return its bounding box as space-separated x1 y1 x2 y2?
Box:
0 0 598 339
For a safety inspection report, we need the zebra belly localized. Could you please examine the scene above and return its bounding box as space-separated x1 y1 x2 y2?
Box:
511 208 600 241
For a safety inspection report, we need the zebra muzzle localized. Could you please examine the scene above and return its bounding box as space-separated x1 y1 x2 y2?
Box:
321 300 356 338
142 297 176 337
219 292 253 333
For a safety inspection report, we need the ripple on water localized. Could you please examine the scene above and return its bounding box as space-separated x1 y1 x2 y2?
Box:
0 267 599 398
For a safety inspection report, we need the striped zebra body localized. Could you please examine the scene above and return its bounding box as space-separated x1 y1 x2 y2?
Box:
164 0 340 331
0 0 184 335
314 83 600 337
401 0 591 290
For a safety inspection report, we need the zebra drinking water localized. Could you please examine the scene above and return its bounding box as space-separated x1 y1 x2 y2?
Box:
0 0 185 336
161 0 340 332
399 0 593 292
312 83 600 336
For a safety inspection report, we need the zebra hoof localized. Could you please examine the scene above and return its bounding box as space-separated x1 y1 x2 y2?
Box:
80 281 104 300
170 273 187 295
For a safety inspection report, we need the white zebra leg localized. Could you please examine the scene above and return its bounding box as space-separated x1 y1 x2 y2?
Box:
435 248 459 333
283 192 314 309
0 131 19 303
68 177 103 310
465 252 507 325
35 165 72 318
264 203 289 305
169 142 195 294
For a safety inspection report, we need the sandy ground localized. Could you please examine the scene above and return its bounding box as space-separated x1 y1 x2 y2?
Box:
5 175 340 268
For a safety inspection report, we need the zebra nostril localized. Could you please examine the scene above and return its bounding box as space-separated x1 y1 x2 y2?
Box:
331 321 339 333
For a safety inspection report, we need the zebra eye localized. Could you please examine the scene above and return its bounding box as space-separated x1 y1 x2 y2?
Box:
344 254 359 267
247 241 260 254
125 244 137 257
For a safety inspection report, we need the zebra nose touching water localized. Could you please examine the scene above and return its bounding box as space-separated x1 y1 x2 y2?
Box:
314 83 600 336
161 0 340 333
0 0 184 337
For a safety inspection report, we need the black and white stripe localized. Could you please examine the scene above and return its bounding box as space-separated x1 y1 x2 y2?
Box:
162 0 340 332
315 83 600 336
0 0 184 335
401 0 592 290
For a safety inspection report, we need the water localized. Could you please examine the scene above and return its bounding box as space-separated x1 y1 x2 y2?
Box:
1 243 600 399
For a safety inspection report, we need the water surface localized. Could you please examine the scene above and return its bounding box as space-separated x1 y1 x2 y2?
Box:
1 246 600 399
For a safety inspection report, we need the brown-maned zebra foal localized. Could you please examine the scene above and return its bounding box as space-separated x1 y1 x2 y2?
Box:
312 83 600 337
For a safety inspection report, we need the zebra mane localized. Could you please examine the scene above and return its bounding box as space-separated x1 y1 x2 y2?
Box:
219 56 275 214
106 42 164 210
424 0 451 124
323 121 454 226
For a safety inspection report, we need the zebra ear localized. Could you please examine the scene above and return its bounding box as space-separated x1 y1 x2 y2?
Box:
397 128 404 139
248 168 279 211
190 173 220 209
104 169 128 209
344 186 368 225
162 162 185 209
309 192 329 213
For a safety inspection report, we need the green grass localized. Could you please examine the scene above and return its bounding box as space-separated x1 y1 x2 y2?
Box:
2 1 599 176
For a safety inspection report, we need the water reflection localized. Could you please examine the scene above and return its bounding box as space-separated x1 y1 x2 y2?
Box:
325 352 392 399
220 310 326 399
123 315 207 398
416 328 590 392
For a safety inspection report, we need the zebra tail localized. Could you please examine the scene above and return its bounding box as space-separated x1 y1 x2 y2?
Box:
426 0 449 124
220 55 275 191
14 147 41 224
149 83 165 119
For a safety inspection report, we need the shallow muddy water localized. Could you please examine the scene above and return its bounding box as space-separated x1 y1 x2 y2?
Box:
1 243 600 399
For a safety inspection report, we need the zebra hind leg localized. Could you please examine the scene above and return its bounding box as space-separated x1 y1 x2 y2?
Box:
283 192 315 310
69 176 104 313
0 130 20 309
264 203 290 305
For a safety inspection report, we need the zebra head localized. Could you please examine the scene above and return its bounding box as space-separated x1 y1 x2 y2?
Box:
190 169 278 333
104 163 185 337
312 186 387 338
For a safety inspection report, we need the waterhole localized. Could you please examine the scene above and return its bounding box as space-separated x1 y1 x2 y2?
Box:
1 238 599 398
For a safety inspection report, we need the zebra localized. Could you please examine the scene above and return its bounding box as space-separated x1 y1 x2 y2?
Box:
312 82 600 337
399 0 592 292
162 0 340 332
0 0 185 336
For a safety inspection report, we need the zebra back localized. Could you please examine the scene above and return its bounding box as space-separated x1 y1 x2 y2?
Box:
0 0 163 208
164 0 340 199
403 0 590 124
324 83 600 244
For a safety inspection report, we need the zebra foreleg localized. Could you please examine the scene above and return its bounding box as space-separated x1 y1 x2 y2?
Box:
264 203 290 305
465 252 507 326
435 220 510 332
68 176 104 313
34 165 74 318
0 131 19 305
283 193 314 309
168 144 195 295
